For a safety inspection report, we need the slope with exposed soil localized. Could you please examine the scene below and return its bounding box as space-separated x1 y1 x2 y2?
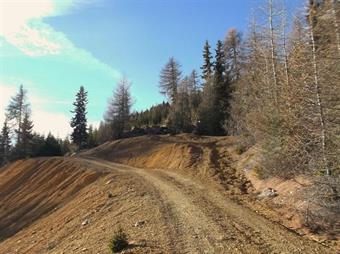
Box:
0 158 104 242
0 135 337 253
81 134 252 195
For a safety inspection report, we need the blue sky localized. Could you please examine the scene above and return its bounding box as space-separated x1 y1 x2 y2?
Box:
0 0 303 137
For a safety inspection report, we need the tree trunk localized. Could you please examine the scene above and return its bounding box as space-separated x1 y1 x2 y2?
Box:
309 25 330 175
269 0 279 108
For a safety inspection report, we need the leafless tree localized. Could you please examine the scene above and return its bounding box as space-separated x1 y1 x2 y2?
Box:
105 77 133 139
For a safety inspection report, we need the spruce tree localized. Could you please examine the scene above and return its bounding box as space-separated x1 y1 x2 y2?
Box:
38 133 63 156
14 111 34 158
198 40 229 135
70 86 88 149
215 40 231 128
0 120 11 164
159 57 182 104
201 40 213 81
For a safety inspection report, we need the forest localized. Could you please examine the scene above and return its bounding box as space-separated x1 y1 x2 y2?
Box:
1 0 339 182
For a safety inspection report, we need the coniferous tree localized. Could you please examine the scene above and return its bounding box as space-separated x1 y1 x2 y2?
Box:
70 86 88 149
0 120 11 164
130 102 170 128
31 133 46 157
201 40 213 81
215 40 230 125
6 85 29 145
15 110 34 158
159 57 182 104
87 125 99 148
198 40 229 135
37 133 63 156
105 77 133 139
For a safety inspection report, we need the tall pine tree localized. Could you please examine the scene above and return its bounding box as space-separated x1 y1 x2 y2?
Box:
214 39 229 119
198 40 229 135
0 120 11 164
70 86 88 149
201 40 213 81
17 111 34 158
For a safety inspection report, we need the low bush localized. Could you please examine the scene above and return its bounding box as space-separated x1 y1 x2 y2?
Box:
109 226 129 253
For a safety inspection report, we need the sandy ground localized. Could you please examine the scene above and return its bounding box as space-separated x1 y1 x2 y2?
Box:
0 155 336 253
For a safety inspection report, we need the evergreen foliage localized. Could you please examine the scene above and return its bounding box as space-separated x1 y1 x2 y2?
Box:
130 102 170 127
201 40 213 81
37 133 63 156
70 86 88 149
108 227 129 253
0 121 11 165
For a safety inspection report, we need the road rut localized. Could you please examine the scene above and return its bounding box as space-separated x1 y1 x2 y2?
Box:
82 158 334 254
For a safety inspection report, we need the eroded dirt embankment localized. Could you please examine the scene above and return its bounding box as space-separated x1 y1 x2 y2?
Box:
0 157 335 254
81 134 252 195
0 135 338 253
0 157 104 241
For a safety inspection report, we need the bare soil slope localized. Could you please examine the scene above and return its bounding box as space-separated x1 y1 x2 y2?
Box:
0 135 337 253
81 134 252 195
0 158 104 242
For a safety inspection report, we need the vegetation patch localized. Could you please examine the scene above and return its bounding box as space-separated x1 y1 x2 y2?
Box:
109 226 129 253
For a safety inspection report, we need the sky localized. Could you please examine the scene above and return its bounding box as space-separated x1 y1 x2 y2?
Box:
0 0 304 138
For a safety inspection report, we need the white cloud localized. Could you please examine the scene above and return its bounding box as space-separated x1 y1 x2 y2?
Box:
0 0 111 60
31 109 71 138
0 0 119 137
6 21 62 56
0 0 120 76
0 0 60 56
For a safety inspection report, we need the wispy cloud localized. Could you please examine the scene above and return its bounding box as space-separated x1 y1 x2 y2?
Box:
0 0 119 137
0 0 119 79
1 0 61 56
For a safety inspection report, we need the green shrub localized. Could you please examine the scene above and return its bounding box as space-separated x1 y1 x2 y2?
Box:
109 226 129 253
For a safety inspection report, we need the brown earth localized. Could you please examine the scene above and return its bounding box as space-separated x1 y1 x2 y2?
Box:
81 134 252 195
0 135 337 253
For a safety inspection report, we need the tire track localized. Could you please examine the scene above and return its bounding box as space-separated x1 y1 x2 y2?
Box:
81 158 335 254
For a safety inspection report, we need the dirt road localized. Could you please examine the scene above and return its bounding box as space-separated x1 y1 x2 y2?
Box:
81 158 333 254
